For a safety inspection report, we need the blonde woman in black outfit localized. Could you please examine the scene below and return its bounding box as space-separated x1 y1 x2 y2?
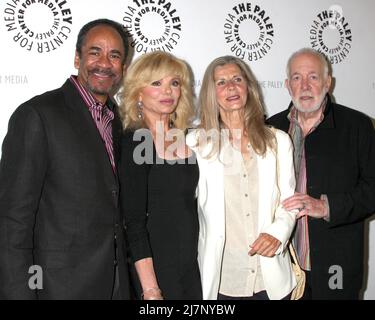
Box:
119 51 202 300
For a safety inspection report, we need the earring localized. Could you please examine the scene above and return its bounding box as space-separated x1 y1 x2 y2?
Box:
137 101 143 120
169 111 177 128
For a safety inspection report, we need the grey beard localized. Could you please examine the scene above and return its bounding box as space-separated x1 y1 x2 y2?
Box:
292 89 327 113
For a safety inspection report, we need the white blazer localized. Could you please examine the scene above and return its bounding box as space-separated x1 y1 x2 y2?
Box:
187 128 297 300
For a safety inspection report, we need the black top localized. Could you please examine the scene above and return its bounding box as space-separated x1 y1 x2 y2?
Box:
120 129 202 299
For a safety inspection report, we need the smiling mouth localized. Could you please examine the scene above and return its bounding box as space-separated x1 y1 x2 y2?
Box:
89 68 114 79
94 73 111 78
160 99 174 104
226 95 240 101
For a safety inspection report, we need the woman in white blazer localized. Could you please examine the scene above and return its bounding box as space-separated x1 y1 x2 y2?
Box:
187 56 297 300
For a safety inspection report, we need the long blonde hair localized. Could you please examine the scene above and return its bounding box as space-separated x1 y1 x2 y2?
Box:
119 51 195 131
198 55 275 157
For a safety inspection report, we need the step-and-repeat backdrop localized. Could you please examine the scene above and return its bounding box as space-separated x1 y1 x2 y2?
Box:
1 0 374 298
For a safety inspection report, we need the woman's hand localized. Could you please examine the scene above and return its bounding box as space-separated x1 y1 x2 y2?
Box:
248 233 281 257
142 287 163 300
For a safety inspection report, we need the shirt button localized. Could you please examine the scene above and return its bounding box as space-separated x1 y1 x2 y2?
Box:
246 213 250 217
245 193 248 197
243 174 247 178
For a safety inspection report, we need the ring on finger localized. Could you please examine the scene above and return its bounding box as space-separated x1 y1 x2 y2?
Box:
299 202 306 212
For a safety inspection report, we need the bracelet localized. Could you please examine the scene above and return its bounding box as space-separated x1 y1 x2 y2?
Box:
141 287 162 300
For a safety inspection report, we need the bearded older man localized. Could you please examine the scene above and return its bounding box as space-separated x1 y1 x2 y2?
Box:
268 48 375 299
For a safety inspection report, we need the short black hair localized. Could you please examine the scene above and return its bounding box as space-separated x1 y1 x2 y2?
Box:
76 18 129 63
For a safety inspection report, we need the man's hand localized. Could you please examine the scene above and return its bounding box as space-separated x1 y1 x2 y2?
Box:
282 192 328 219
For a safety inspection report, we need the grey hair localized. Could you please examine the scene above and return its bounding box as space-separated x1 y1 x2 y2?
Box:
286 48 330 80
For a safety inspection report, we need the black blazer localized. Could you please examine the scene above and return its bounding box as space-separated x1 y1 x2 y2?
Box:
0 79 130 299
267 95 375 299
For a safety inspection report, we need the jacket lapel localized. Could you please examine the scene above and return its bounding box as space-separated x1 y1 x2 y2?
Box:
61 80 118 185
111 107 122 178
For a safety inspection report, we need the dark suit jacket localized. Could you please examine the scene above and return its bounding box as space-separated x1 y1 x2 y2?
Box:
267 95 375 299
0 79 130 299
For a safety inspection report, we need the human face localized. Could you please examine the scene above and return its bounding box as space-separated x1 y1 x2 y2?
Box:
139 75 181 120
286 53 331 113
74 25 125 104
214 63 248 112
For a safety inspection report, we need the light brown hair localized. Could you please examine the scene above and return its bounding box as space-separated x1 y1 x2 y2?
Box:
198 55 275 157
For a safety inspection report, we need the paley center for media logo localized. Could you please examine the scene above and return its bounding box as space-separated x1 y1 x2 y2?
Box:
122 0 182 54
223 2 275 62
309 5 353 64
3 0 73 53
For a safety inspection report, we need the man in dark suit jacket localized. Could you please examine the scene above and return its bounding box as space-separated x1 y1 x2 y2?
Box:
0 19 131 299
268 48 375 299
